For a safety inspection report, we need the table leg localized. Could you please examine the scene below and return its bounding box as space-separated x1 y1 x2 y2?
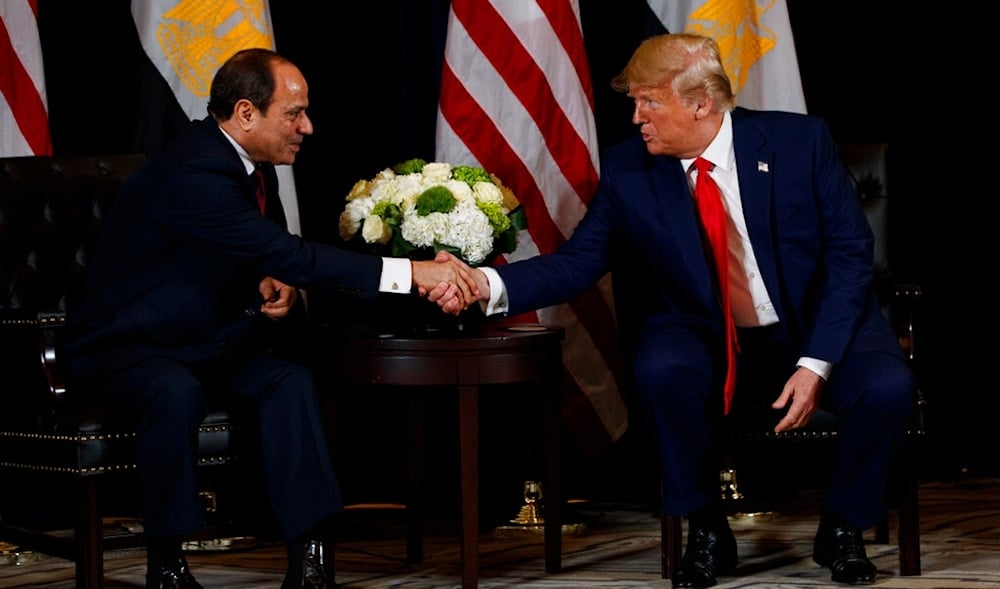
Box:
458 383 479 589
406 393 424 563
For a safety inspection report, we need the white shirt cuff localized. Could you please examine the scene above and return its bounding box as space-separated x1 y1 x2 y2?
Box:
796 357 832 380
478 266 508 315
380 257 411 294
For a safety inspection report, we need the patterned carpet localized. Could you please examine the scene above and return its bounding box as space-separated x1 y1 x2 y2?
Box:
1 477 998 588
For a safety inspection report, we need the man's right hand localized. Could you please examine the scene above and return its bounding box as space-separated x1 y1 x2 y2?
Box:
411 251 480 315
427 265 489 315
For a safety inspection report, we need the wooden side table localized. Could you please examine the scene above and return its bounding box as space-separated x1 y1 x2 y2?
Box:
327 324 565 589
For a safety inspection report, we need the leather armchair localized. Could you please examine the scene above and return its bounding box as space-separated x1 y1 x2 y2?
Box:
0 155 260 589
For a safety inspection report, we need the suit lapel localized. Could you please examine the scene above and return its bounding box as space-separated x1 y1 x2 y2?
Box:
648 155 716 300
732 110 782 320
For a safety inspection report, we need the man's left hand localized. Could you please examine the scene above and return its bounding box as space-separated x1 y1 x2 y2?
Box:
771 366 824 432
259 276 297 320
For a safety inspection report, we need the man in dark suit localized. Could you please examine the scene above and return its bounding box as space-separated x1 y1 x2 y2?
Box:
435 33 914 587
64 48 475 589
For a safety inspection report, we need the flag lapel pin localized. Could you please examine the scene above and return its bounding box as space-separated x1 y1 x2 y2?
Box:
757 161 769 173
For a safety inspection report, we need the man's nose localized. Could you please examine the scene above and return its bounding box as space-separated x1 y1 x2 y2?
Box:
299 113 314 135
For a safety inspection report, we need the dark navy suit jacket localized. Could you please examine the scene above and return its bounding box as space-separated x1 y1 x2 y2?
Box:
496 107 901 377
65 117 382 375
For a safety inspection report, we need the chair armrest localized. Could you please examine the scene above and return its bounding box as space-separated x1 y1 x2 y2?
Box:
37 311 68 401
890 283 921 366
888 284 927 436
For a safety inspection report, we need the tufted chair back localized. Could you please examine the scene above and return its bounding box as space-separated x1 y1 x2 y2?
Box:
0 155 260 589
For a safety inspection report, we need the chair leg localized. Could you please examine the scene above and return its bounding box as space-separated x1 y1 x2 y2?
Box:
661 514 682 579
875 515 890 543
897 442 921 575
76 476 104 589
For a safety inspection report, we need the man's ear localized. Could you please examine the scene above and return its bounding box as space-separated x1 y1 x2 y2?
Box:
234 99 256 131
693 97 714 119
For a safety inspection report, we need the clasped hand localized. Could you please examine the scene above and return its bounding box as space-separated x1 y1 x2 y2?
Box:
412 251 489 316
257 276 297 320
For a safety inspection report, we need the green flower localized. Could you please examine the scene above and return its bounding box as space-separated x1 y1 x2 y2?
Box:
372 200 403 227
415 186 457 216
393 158 427 175
452 164 492 186
477 200 510 236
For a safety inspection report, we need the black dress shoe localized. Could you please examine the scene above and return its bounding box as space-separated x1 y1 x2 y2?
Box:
671 521 737 588
813 518 877 584
146 549 203 589
283 539 337 589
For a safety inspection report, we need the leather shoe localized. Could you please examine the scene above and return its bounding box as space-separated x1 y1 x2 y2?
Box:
671 521 737 588
146 548 202 589
813 518 877 584
283 539 337 589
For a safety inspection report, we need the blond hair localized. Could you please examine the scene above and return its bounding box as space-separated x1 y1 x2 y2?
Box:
611 33 735 113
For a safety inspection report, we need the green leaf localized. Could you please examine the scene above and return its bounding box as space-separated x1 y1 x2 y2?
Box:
508 205 528 232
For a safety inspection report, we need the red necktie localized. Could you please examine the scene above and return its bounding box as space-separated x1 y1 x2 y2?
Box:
252 168 267 215
693 157 737 414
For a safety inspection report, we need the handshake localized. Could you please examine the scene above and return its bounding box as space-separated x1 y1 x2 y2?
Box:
411 251 490 316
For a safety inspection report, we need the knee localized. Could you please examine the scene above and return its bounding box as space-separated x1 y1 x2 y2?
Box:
632 351 711 406
142 375 204 426
865 361 916 421
267 361 318 402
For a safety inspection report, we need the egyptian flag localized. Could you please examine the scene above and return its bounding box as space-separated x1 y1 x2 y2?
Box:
131 0 302 234
645 0 807 113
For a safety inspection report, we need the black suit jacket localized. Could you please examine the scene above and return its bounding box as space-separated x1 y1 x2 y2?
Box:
65 117 381 375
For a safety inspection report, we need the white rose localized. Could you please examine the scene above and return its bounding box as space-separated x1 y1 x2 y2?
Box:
422 162 452 183
346 179 372 201
338 199 372 240
445 179 473 202
361 214 392 244
472 181 503 205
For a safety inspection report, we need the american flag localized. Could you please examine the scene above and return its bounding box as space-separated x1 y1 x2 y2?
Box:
436 0 627 452
0 0 52 157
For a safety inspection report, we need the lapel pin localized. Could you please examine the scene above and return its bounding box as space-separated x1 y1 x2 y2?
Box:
757 161 769 173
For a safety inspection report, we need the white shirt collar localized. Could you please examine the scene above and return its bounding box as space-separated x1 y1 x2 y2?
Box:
219 125 256 175
680 110 734 172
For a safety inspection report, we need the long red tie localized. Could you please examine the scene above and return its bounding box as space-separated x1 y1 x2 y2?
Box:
252 168 267 215
693 157 737 414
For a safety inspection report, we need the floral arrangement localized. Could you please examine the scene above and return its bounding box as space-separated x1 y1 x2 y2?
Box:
338 158 526 266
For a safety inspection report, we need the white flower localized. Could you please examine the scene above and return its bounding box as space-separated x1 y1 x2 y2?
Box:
422 162 452 182
361 214 392 244
472 181 503 205
338 198 372 240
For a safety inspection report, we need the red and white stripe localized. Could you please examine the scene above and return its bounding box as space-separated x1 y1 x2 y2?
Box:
436 0 627 449
0 0 52 157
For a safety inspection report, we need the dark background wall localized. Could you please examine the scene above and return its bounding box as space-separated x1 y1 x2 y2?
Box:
33 0 998 507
